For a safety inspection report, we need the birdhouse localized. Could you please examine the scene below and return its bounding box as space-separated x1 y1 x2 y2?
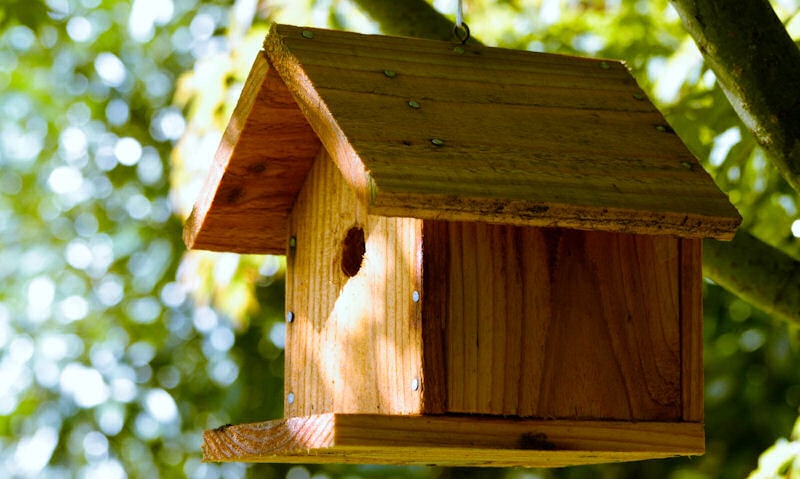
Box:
184 24 741 467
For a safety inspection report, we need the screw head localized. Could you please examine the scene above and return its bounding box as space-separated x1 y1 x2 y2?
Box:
383 69 397 78
408 100 421 109
286 311 294 323
287 392 295 404
431 138 445 147
411 378 420 391
301 30 314 39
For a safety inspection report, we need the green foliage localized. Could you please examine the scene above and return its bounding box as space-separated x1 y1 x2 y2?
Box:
749 417 800 478
0 0 284 477
4 0 800 477
0 0 49 30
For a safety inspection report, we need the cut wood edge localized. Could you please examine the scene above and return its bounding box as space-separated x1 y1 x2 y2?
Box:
183 49 321 254
263 23 370 204
371 192 740 241
203 414 704 467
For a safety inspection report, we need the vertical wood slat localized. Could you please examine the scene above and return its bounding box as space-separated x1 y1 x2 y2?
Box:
681 239 704 422
420 220 448 413
425 222 682 420
286 149 424 416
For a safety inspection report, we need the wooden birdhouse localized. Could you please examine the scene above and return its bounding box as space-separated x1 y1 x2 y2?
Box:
184 24 741 467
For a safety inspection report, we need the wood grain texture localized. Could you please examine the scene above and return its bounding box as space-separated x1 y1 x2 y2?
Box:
203 413 704 466
184 52 321 254
285 148 424 416
422 222 683 420
263 24 740 240
419 220 448 414
186 23 740 254
680 239 704 422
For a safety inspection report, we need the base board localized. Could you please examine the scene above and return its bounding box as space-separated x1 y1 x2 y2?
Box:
203 414 703 468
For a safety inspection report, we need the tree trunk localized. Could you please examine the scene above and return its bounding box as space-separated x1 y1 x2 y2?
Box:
352 0 800 323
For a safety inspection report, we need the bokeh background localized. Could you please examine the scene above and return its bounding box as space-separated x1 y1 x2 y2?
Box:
2 0 800 477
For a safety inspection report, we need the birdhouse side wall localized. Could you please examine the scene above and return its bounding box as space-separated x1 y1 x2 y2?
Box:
285 148 425 417
421 221 702 421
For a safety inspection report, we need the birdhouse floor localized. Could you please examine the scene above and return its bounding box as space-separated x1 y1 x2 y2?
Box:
202 414 703 467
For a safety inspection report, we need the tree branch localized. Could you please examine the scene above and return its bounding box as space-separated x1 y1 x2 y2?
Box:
704 232 800 324
668 0 800 322
352 0 800 323
669 0 800 193
348 0 481 44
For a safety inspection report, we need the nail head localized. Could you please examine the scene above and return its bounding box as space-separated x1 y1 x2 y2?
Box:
431 138 445 147
453 46 465 54
383 69 397 78
633 93 646 101
287 392 295 404
655 125 668 132
411 378 420 391
408 100 421 109
302 30 314 39
286 311 294 323
412 291 420 303
680 161 694 170
600 61 610 69
289 236 297 248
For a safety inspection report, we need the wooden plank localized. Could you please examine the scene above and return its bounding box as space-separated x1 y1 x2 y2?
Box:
681 239 704 421
428 223 682 420
184 52 321 254
330 96 693 162
374 189 739 240
203 414 704 467
296 63 655 113
263 24 740 240
285 149 424 416
271 25 637 83
419 220 448 414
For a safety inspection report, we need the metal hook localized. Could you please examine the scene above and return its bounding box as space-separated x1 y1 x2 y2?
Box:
453 22 470 44
453 0 470 44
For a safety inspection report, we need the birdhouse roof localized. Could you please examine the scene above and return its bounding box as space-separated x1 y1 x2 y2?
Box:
185 24 740 254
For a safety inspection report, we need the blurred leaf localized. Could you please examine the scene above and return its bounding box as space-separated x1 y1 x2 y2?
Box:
0 0 49 30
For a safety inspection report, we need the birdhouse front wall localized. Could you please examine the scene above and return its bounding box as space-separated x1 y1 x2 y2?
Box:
285 147 426 417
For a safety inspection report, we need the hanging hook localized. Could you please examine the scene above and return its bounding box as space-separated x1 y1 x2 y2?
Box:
452 23 470 44
452 0 470 44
